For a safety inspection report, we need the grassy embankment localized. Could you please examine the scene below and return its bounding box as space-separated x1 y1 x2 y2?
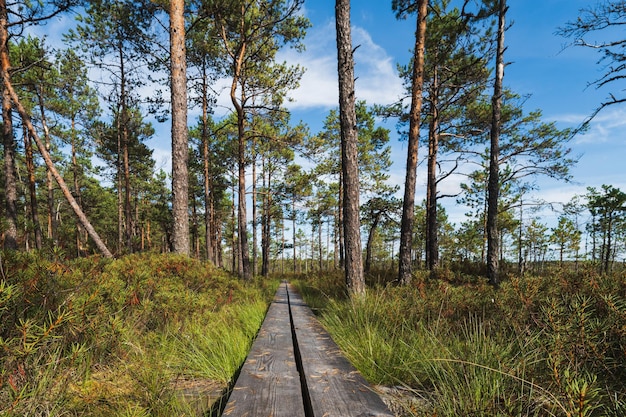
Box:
0 251 278 416
294 267 626 417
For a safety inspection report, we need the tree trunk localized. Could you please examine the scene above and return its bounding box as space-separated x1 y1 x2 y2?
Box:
261 161 271 277
398 0 428 285
230 37 252 279
23 129 42 250
426 66 439 271
123 122 132 250
36 85 56 243
604 214 612 273
317 216 324 271
201 68 214 262
487 0 507 287
116 108 124 253
292 199 297 273
252 140 258 276
231 183 237 273
170 0 190 255
2 85 17 250
0 5 17 250
338 169 345 268
70 118 85 255
365 214 381 274
336 0 364 296
236 119 252 279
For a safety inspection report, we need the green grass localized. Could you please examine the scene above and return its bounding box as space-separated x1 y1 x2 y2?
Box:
293 268 626 416
0 251 278 416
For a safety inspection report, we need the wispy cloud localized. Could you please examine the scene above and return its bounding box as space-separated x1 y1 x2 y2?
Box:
551 106 626 145
280 21 404 110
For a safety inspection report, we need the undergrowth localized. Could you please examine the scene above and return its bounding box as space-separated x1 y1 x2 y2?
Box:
0 251 278 416
294 267 626 417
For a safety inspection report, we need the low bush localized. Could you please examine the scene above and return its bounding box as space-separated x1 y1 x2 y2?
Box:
0 251 277 416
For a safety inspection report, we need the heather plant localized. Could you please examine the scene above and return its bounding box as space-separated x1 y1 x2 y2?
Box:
0 251 277 416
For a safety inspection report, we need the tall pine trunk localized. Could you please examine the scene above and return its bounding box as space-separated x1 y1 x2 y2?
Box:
487 0 506 287
252 140 258 276
236 111 251 279
398 0 428 285
23 129 42 250
201 71 214 262
170 0 190 255
36 85 56 243
1 4 17 250
426 67 439 271
335 0 364 296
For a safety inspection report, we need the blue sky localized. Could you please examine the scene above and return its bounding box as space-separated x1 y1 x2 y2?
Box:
29 1 626 228
271 0 626 226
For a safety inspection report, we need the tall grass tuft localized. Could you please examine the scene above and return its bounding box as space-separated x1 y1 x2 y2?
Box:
169 300 268 383
294 267 626 416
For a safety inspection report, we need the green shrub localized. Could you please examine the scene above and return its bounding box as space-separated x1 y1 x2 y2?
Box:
0 251 277 416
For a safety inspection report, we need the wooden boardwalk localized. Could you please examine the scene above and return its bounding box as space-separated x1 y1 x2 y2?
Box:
222 282 394 417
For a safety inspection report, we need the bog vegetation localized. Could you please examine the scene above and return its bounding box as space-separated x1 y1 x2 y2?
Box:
294 266 626 417
2 252 625 416
0 251 278 416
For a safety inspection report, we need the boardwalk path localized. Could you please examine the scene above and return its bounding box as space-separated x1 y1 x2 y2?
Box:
222 282 394 417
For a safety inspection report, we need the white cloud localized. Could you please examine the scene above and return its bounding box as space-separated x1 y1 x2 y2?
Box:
280 21 404 110
552 106 626 145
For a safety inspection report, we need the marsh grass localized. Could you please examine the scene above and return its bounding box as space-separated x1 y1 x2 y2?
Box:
294 268 626 416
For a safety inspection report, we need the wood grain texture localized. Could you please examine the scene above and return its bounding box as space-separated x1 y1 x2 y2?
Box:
287 284 394 417
223 284 305 417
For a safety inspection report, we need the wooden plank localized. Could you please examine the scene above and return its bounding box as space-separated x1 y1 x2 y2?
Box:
222 283 305 417
287 283 394 417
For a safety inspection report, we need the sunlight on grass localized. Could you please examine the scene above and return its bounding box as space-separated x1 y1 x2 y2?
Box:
0 252 278 416
170 301 267 383
294 270 626 417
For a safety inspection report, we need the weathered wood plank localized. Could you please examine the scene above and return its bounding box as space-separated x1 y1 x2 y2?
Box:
222 284 305 417
287 283 394 417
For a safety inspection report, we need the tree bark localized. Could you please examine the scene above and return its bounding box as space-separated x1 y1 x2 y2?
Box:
0 1 17 250
23 129 42 250
2 83 17 250
292 199 297 273
170 0 190 255
426 67 439 271
336 0 364 296
37 85 56 242
364 214 380 274
487 0 507 287
252 139 258 276
399 0 428 285
261 161 271 277
200 66 214 262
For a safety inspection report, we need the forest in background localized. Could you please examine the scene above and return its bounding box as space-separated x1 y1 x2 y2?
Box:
0 0 624 286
